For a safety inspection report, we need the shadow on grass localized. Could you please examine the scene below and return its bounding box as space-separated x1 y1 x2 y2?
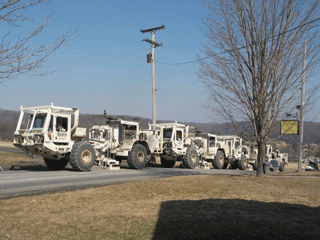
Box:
153 199 320 240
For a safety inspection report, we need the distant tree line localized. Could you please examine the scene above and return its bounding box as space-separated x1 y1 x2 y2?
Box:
0 109 319 147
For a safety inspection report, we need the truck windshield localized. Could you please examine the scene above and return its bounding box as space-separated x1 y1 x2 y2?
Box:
28 114 47 130
163 128 173 139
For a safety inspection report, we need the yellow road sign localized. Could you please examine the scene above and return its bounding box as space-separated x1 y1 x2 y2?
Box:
281 120 299 135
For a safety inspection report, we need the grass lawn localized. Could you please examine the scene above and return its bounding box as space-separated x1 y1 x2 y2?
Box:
0 165 319 239
0 145 319 239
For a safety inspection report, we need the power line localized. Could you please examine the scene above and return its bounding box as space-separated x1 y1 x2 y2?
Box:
158 63 198 76
157 88 204 94
156 17 320 66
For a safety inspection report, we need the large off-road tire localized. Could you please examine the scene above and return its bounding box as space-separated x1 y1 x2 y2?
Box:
44 158 68 170
183 147 199 169
70 141 96 171
212 150 226 169
160 157 176 168
127 144 148 169
279 161 285 172
222 162 229 169
238 154 248 170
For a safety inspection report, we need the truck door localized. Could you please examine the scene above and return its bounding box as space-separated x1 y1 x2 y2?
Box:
148 130 161 152
52 115 71 143
208 136 216 154
227 140 232 156
175 130 183 149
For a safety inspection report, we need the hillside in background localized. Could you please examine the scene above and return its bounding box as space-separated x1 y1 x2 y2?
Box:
1 109 319 145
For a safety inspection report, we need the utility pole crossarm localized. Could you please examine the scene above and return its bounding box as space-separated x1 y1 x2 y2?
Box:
140 25 165 33
142 38 162 47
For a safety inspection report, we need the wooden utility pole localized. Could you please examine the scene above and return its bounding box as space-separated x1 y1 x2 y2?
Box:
298 40 307 172
141 25 165 125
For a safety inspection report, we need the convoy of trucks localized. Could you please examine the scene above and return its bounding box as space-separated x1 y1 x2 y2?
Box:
12 103 288 172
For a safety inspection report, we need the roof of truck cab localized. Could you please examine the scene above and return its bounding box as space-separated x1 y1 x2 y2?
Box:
149 122 186 129
20 104 78 113
107 119 139 126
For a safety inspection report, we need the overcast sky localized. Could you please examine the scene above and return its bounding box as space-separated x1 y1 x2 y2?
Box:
0 0 319 123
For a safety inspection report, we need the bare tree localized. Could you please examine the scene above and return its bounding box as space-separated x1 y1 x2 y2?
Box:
198 0 320 176
0 0 76 84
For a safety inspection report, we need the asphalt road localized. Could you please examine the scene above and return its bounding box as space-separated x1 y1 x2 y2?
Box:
0 166 254 199
0 142 254 199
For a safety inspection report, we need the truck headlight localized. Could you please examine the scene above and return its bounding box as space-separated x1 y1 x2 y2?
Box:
14 135 24 144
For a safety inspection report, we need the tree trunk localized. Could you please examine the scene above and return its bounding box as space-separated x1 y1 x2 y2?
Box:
256 140 266 177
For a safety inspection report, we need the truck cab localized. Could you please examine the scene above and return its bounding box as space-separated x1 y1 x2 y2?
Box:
149 122 190 156
13 103 83 160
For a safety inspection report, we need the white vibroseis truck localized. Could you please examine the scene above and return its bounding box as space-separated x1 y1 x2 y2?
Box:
13 104 93 171
248 144 288 172
148 122 203 168
88 114 160 169
194 133 249 170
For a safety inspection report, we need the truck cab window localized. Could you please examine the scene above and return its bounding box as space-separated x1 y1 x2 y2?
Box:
209 137 215 147
56 117 68 132
176 130 182 141
163 129 172 139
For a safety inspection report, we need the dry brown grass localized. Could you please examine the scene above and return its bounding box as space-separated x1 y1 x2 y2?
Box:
1 144 319 239
0 172 319 240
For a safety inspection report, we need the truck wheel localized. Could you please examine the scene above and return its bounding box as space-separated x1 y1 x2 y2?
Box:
44 158 68 170
70 141 95 171
238 154 248 170
161 157 176 168
279 161 285 172
222 162 229 169
127 144 148 169
183 147 199 169
212 150 225 169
